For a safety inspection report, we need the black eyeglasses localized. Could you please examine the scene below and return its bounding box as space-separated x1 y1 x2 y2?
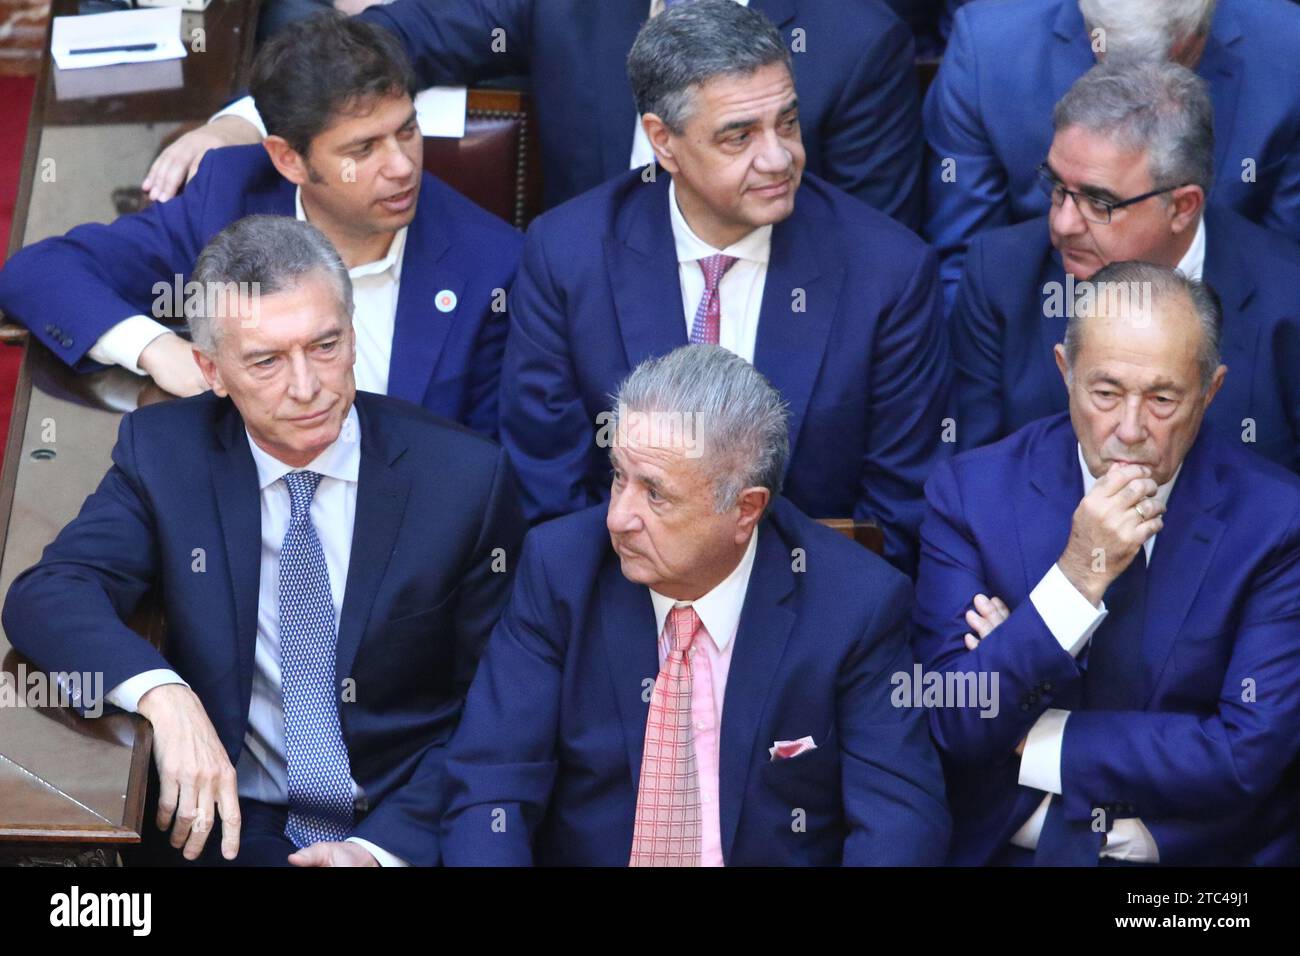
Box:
1035 164 1185 225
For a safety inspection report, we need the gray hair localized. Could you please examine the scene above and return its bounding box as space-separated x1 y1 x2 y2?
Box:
1079 0 1217 60
1064 260 1222 390
612 345 790 512
188 215 353 353
627 0 792 134
1053 59 1214 195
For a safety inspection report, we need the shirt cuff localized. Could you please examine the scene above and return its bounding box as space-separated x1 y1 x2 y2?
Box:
1103 818 1160 863
1017 707 1070 795
106 669 189 713
87 315 173 374
346 837 409 867
1029 563 1109 657
211 95 266 137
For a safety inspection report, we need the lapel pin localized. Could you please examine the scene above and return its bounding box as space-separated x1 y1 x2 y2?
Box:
435 290 458 313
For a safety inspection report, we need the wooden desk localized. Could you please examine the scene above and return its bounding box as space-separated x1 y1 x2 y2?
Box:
0 0 259 867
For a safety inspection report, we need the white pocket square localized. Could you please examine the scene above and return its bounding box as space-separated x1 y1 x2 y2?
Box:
768 735 817 761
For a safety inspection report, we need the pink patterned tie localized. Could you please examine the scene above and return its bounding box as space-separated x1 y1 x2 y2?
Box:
629 605 704 866
689 254 738 346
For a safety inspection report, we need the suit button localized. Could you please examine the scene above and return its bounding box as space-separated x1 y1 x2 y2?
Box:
1026 693 1039 705
1041 681 1053 693
61 337 73 348
45 324 55 334
1019 701 1031 712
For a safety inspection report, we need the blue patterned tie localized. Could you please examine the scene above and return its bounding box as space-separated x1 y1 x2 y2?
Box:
279 470 354 847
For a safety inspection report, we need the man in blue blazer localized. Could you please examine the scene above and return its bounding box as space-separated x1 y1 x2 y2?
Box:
500 1 950 574
952 60 1300 471
915 262 1300 865
924 0 1300 309
442 346 951 866
2 217 524 867
147 0 925 229
0 15 520 437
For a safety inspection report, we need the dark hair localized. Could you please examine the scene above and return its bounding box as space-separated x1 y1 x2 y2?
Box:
627 0 792 133
249 11 417 157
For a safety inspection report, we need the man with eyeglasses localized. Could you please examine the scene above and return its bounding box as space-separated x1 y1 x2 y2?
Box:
949 60 1300 473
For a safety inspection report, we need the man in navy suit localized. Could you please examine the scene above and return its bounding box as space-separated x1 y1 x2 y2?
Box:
0 14 520 437
442 345 951 865
2 217 525 866
924 0 1300 310
500 0 950 574
145 0 925 229
952 60 1300 471
915 262 1300 865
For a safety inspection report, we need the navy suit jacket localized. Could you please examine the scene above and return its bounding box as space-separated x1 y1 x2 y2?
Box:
363 0 924 227
1 391 526 866
441 497 952 865
951 207 1300 471
913 413 1300 865
923 0 1300 309
498 169 951 574
0 145 522 438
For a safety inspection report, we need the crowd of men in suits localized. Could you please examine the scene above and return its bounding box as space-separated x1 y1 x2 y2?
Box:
1 0 1299 866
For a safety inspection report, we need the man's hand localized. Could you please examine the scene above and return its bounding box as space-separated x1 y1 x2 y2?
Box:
963 593 1009 651
141 115 262 203
138 333 210 397
1057 463 1163 606
288 841 380 867
137 684 241 862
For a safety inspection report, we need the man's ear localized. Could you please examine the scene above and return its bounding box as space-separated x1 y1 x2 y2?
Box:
1054 342 1071 388
1203 362 1228 407
734 486 771 544
641 113 680 175
1168 184 1204 235
262 136 310 186
193 347 228 397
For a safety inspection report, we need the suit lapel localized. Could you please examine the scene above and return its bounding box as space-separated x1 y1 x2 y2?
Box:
751 0 796 30
335 395 412 683
1049 2 1096 112
1140 432 1225 704
1198 10 1244 190
594 1 647 178
718 521 796 862
753 210 839 459
387 178 457 407
1014 417 1084 596
604 176 689 369
208 399 263 731
597 556 660 785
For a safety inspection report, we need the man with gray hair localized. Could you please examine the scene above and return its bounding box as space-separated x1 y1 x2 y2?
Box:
915 261 1300 865
443 344 951 865
3 215 525 867
950 58 1300 472
498 0 951 576
924 0 1300 311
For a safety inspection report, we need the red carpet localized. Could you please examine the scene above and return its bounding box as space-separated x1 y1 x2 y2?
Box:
0 74 37 463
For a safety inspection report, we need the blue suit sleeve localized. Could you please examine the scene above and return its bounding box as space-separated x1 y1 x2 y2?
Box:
817 12 923 230
351 447 527 866
840 573 952 865
1 412 169 713
912 461 1084 766
921 4 1013 313
950 234 1006 451
857 245 952 576
463 232 523 441
0 150 217 369
440 529 564 866
361 0 533 88
498 222 602 523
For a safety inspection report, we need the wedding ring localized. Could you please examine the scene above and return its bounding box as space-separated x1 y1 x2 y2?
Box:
1135 500 1149 520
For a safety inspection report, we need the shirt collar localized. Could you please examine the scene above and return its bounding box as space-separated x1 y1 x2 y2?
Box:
1077 442 1180 509
1174 215 1207 282
246 403 361 491
649 527 760 653
293 186 409 279
668 178 772 267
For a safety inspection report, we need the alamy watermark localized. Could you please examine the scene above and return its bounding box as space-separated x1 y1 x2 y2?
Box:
0 664 103 717
595 403 705 459
891 663 999 719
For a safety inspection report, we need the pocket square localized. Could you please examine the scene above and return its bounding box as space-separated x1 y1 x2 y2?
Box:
769 736 817 761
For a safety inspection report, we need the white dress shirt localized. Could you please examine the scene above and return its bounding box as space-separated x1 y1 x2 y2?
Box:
89 191 407 398
1011 445 1182 862
1175 215 1207 282
668 179 771 362
105 406 405 866
631 0 751 169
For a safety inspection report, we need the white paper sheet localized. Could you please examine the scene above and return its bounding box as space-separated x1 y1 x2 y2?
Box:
414 87 468 139
51 8 188 72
